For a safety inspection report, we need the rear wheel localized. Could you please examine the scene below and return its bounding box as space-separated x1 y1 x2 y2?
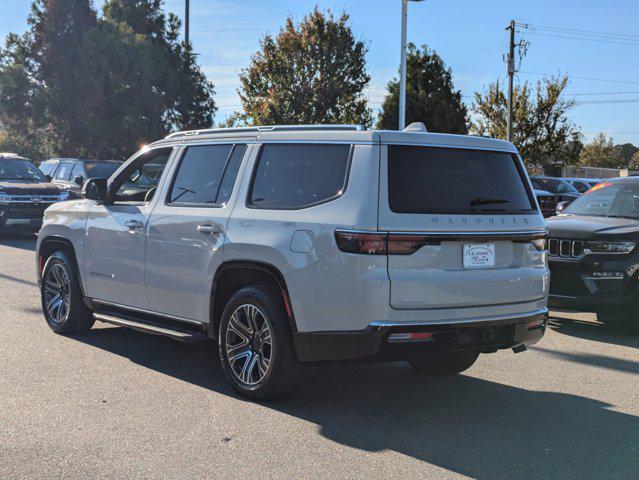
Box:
218 286 302 400
407 350 479 375
41 251 94 334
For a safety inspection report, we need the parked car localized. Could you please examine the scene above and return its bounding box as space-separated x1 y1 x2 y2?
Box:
534 188 557 217
0 153 70 231
36 125 549 400
563 177 601 193
546 177 639 324
39 158 122 198
530 176 582 205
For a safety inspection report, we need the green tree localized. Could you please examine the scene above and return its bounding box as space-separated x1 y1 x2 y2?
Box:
579 133 624 168
629 150 639 171
0 0 216 160
471 75 580 173
376 43 467 133
616 143 638 165
238 8 371 126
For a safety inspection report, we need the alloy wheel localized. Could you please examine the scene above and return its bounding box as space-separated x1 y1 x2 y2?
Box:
44 263 71 324
225 304 273 386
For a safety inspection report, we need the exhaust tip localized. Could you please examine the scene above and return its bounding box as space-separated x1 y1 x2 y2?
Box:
512 344 527 354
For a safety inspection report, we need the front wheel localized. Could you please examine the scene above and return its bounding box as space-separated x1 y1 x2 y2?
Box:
218 286 302 401
41 251 94 334
407 350 479 375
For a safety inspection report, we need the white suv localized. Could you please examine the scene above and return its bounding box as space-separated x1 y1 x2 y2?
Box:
36 125 549 400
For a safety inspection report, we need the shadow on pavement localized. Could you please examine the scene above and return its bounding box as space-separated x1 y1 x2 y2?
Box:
549 313 639 349
0 231 37 251
73 326 639 480
532 345 639 375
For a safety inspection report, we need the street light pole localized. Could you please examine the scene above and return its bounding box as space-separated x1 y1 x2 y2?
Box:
185 0 190 45
399 0 408 130
398 0 425 131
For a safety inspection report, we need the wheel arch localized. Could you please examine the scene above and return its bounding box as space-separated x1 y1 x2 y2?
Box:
210 260 296 338
37 236 86 297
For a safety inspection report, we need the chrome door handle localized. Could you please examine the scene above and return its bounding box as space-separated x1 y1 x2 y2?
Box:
125 220 144 230
197 224 221 234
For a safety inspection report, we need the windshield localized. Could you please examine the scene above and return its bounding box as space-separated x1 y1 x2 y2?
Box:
564 182 639 219
85 162 121 179
544 178 580 194
0 159 46 182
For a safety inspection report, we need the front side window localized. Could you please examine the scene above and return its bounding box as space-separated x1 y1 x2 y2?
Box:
250 144 351 209
168 144 237 205
54 162 74 181
388 146 535 214
0 159 46 182
565 182 639 219
545 178 579 194
38 162 56 176
112 148 172 204
85 162 121 179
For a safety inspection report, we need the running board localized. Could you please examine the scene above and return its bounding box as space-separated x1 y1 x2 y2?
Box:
93 311 209 343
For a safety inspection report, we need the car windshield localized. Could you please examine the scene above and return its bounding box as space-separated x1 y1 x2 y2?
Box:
0 159 46 182
544 178 580 194
85 162 121 179
564 182 639 219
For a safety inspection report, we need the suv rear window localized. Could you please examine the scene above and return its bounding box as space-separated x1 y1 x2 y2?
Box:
250 144 351 209
388 145 535 214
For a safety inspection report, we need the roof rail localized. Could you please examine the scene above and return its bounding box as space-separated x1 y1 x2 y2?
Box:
165 124 367 139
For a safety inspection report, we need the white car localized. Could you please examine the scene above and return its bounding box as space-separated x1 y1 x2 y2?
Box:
36 124 549 400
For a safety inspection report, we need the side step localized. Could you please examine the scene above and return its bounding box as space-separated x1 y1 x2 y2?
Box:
93 310 209 343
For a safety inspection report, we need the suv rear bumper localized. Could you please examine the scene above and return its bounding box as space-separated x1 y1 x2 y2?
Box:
292 308 547 362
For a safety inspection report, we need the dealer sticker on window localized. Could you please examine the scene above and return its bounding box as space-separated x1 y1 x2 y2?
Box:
463 243 496 268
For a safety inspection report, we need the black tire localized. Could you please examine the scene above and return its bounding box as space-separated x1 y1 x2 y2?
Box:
596 311 634 325
407 350 480 375
41 250 94 334
218 285 302 401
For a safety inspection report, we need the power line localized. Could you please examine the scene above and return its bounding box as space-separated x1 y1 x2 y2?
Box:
518 30 639 47
516 23 639 41
568 91 639 96
519 71 639 86
574 99 639 105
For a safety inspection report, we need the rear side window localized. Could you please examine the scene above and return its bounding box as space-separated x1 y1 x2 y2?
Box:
388 146 535 214
250 144 351 209
168 144 245 205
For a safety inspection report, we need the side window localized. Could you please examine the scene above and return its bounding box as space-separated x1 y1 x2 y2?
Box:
71 163 85 182
112 148 172 204
216 144 247 205
531 179 544 190
168 144 233 205
54 162 74 181
250 144 351 209
39 162 56 176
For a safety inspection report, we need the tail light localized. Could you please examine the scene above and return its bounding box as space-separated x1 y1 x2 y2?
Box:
335 230 438 255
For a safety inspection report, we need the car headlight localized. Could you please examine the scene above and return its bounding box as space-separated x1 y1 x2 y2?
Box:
584 240 636 254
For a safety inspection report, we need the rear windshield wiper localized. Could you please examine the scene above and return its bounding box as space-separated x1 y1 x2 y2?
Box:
469 197 511 206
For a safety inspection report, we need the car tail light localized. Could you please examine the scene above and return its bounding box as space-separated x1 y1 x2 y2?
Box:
334 231 387 255
387 332 434 343
387 234 436 255
526 319 545 330
531 237 546 251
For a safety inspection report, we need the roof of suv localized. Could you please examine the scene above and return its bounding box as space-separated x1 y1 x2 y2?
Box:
0 153 31 161
151 125 517 153
42 158 122 163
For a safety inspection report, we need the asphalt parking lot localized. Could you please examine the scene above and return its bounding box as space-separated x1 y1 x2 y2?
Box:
0 232 637 480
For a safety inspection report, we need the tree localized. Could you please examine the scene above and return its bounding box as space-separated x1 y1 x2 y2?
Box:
579 133 624 168
471 75 581 173
616 143 638 165
376 43 467 133
238 8 371 126
629 151 639 171
0 0 216 160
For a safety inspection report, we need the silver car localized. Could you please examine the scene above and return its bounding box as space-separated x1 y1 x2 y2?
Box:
36 125 549 400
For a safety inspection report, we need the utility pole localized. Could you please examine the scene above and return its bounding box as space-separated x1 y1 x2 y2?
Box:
185 0 190 45
506 19 515 142
399 0 408 130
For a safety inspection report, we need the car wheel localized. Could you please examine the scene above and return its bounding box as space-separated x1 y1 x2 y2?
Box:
41 251 94 334
596 311 633 325
218 286 302 400
407 350 480 375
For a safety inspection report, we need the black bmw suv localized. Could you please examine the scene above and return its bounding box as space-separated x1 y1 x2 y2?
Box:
546 177 639 324
0 153 69 231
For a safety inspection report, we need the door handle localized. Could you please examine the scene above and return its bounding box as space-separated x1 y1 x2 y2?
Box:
197 224 221 235
125 220 144 230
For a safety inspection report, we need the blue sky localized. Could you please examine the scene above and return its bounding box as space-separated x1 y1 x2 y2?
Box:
1 0 638 145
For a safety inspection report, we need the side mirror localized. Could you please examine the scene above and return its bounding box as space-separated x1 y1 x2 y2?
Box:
81 178 108 201
45 174 52 182
556 201 570 213
73 175 84 186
